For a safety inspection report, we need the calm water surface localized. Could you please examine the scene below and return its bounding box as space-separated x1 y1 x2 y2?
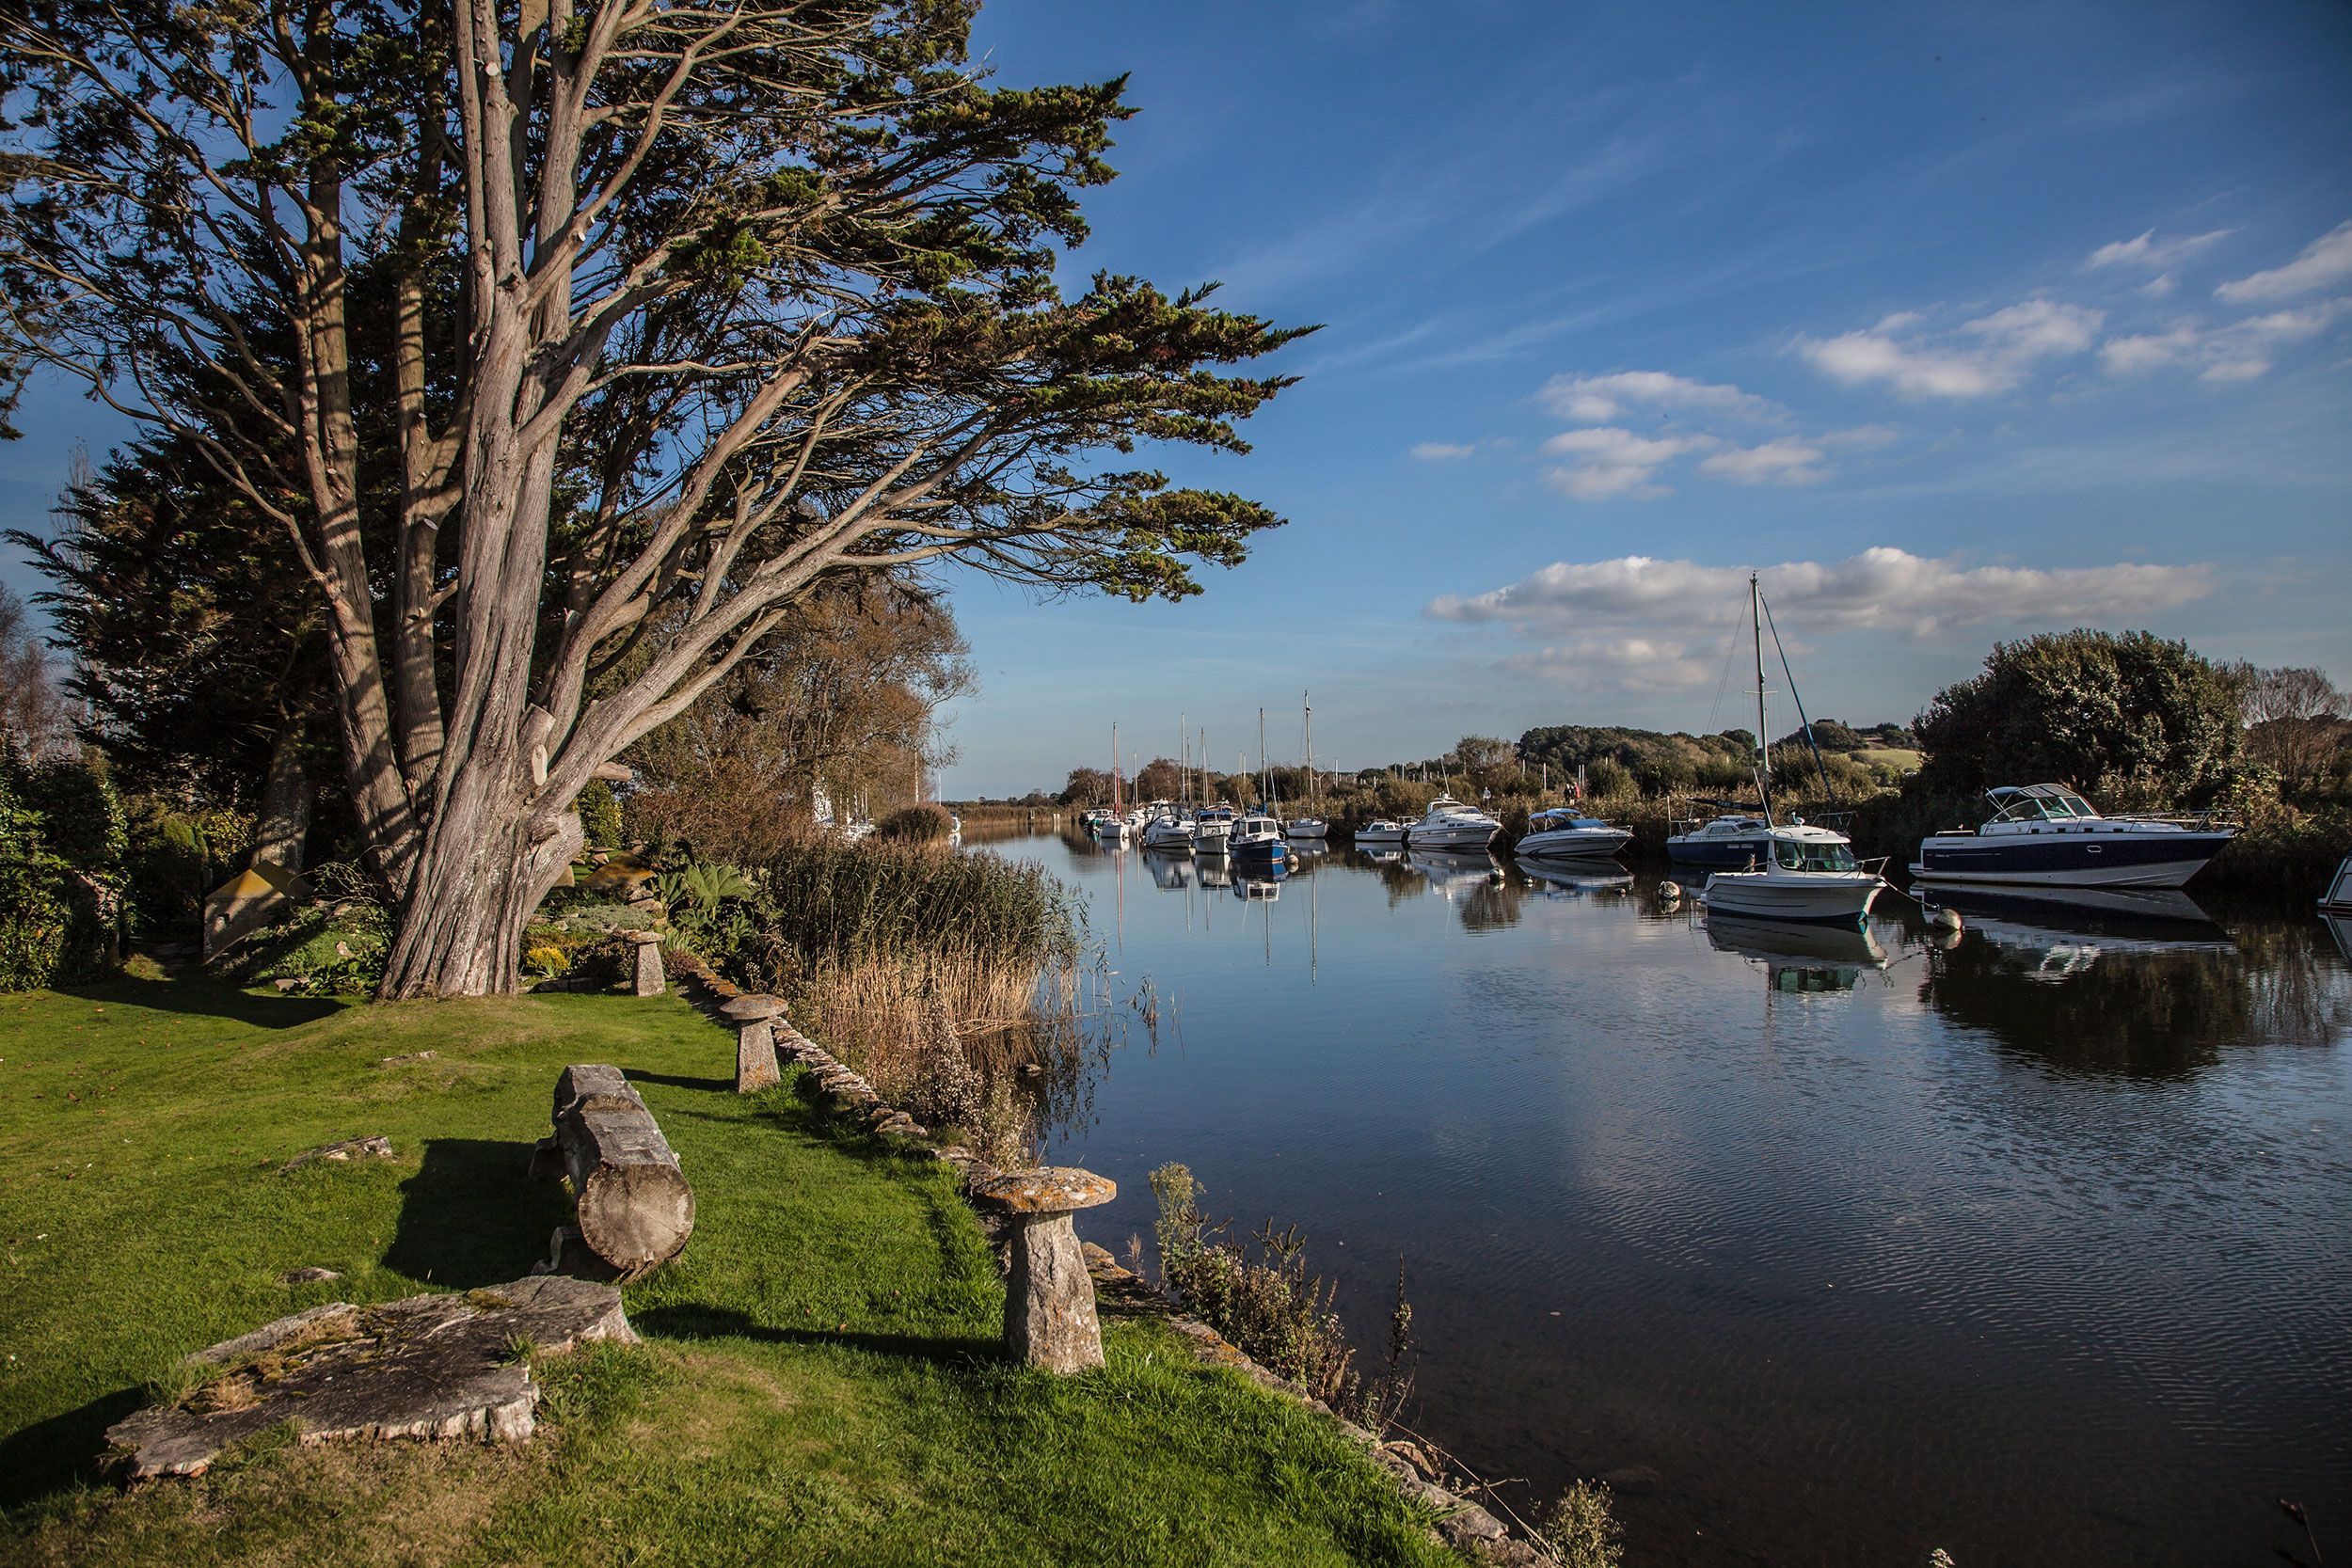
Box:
988 829 2352 1568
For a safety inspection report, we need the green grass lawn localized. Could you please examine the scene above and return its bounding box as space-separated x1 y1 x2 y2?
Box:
0 978 1454 1567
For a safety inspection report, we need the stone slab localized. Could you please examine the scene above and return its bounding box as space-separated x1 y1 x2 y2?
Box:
105 1275 635 1481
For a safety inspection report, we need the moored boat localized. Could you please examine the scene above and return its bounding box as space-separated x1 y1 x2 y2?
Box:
1911 784 2237 889
1406 794 1501 850
1696 823 1885 926
1142 813 1197 855
1229 812 1291 873
1353 818 1406 846
1667 805 1775 869
1518 808 1633 861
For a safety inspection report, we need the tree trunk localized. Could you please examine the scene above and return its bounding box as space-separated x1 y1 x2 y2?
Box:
379 760 581 998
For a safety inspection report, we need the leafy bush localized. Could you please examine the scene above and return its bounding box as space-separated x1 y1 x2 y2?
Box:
525 945 571 978
0 745 121 987
574 780 624 848
0 858 70 990
1539 1481 1624 1568
224 904 391 993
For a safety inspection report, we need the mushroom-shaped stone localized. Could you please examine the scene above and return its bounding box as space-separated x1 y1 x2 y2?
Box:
721 993 787 1092
969 1167 1116 1373
622 929 666 996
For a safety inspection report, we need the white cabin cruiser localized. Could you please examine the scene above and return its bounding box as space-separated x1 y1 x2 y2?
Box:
1911 784 2237 889
1142 814 1197 855
1518 808 1633 861
1285 816 1329 840
1191 805 1235 854
1406 794 1501 851
1353 819 1406 846
1696 823 1885 926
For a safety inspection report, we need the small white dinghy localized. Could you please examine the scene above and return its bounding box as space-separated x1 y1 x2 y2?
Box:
1697 822 1886 926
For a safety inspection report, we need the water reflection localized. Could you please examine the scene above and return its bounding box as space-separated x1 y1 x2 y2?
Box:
1518 856 1635 896
1705 911 1889 993
1915 883 2352 1076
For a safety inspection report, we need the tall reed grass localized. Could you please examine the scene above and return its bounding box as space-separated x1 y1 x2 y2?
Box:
716 838 1088 1164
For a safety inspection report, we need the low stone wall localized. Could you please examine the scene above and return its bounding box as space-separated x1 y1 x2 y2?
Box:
659 947 1553 1566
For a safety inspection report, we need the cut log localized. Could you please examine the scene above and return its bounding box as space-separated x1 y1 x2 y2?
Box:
548 1064 693 1275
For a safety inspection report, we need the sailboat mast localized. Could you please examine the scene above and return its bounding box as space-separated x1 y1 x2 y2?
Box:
1751 572 1773 822
1111 721 1122 815
1303 691 1315 815
1180 714 1188 809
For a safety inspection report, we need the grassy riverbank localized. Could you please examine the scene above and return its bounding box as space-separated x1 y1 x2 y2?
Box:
0 978 1457 1566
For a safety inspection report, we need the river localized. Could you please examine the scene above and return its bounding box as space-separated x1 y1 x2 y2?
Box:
979 828 2352 1568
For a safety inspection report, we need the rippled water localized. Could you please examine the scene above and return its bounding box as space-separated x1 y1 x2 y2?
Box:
987 830 2352 1568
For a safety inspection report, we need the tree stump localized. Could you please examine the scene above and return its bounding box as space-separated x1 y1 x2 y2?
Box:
537 1065 693 1275
623 930 665 996
720 994 786 1092
970 1167 1116 1373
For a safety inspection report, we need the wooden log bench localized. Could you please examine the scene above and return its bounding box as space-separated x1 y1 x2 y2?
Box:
531 1064 694 1278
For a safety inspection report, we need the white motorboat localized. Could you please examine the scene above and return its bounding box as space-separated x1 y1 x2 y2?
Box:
1285 816 1329 840
1406 794 1501 850
1096 816 1133 846
1353 819 1406 846
1518 808 1633 861
2323 855 2352 911
1911 784 2238 889
1192 805 1235 854
1696 823 1885 925
1142 814 1197 855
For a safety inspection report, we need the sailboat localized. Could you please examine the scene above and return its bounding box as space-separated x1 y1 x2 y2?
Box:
1143 717 1198 854
1098 723 1133 846
1229 713 1291 874
1286 692 1329 840
1692 575 1885 926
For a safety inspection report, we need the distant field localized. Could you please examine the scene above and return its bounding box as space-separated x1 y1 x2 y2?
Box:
1852 747 1924 771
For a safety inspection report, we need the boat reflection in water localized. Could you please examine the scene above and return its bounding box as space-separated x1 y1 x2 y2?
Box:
1705 911 1889 993
2325 911 2352 965
1143 849 1193 891
1406 847 1502 894
1517 856 1633 896
1234 875 1282 903
1915 882 2233 976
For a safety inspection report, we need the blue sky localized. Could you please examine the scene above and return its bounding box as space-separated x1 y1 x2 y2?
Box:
5 2 2347 797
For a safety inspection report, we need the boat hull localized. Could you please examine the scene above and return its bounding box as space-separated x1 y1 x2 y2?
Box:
1699 872 1883 925
1910 831 2234 889
1408 825 1499 849
1285 819 1328 839
1518 827 1633 860
1667 835 1772 869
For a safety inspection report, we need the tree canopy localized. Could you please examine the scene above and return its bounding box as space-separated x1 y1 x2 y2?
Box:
1911 629 2248 807
1 0 1310 993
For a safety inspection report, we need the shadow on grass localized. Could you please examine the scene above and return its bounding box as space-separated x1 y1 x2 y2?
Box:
0 1383 145 1508
624 1069 732 1094
52 973 342 1029
631 1303 990 1367
383 1138 574 1290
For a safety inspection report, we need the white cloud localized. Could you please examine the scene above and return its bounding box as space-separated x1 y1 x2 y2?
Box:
1798 300 2104 398
1426 547 2214 638
1410 441 1476 460
2139 273 2178 298
1818 423 1899 450
1540 426 1716 500
1698 437 1828 486
2086 228 2233 270
1540 371 1778 424
1497 638 1717 692
2216 219 2352 304
2098 297 2349 382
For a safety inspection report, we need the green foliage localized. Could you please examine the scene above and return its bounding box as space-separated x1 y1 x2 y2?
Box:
1539 1481 1625 1568
524 946 571 979
9 754 128 872
573 781 624 850
0 857 70 990
221 905 391 994
1912 629 2249 806
874 803 955 843
0 745 120 987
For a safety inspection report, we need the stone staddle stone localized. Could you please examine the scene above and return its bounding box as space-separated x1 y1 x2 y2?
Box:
105 1275 636 1481
623 930 665 996
722 994 787 1092
971 1169 1116 1373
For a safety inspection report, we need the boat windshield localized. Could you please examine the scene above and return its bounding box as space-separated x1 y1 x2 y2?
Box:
1772 839 1859 873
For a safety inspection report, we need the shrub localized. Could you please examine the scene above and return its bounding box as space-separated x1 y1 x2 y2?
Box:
1539 1481 1624 1568
575 779 624 848
525 945 571 978
0 858 70 990
874 802 955 843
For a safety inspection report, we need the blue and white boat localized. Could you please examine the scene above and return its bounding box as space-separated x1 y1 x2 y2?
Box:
1666 806 1776 869
1228 812 1291 874
1911 784 2237 890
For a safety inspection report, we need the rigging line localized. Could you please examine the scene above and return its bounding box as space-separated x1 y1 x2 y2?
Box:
1757 590 1833 799
1706 578 1751 733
